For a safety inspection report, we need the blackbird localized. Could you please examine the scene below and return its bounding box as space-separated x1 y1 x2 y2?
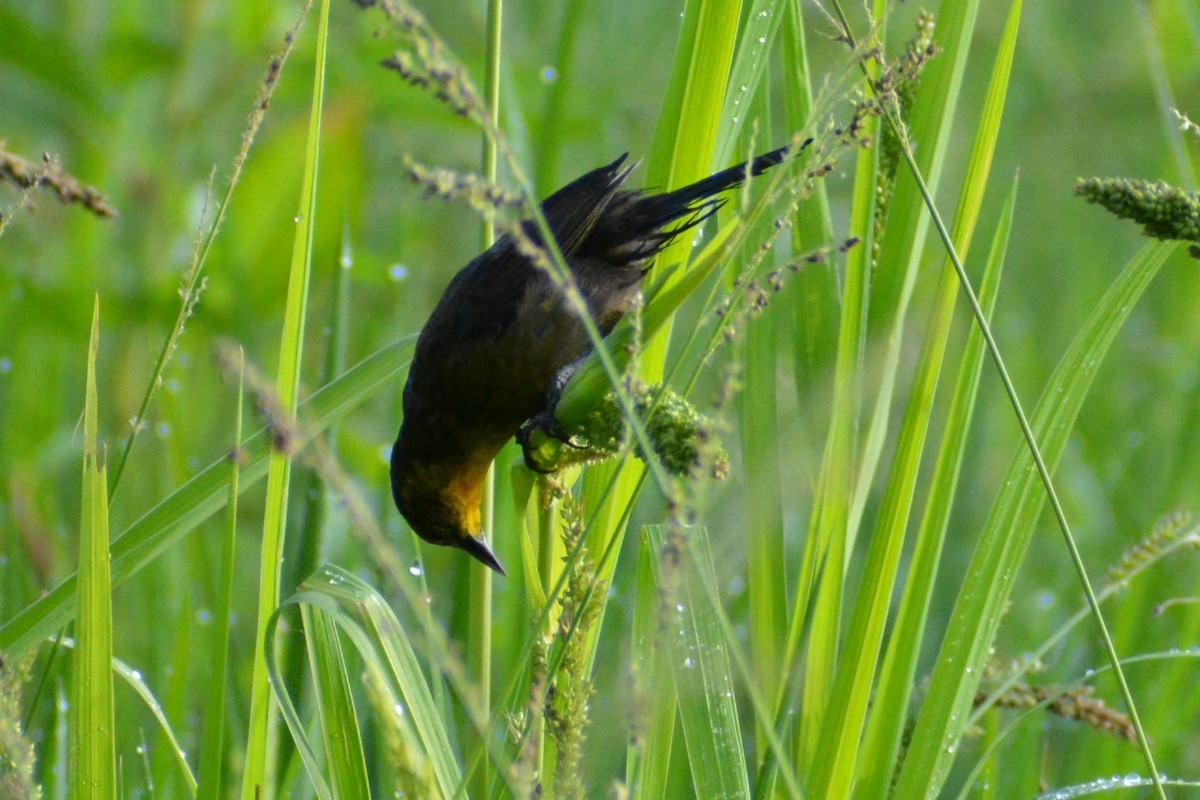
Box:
391 146 791 574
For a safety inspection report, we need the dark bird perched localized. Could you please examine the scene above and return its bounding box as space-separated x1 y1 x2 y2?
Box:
391 146 792 574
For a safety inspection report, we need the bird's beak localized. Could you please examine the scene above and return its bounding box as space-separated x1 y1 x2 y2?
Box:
461 535 507 576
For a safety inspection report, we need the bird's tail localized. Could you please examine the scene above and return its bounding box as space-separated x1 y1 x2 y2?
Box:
658 143 795 211
604 138 810 263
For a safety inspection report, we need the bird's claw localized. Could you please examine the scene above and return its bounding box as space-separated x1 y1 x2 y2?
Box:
518 412 585 473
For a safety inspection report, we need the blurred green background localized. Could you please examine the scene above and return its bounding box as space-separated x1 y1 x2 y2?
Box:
3 0 1200 794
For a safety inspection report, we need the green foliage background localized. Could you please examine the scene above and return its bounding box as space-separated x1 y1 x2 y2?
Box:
2 0 1200 797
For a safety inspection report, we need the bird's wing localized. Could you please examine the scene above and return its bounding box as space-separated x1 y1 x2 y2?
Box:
417 154 639 350
537 154 639 256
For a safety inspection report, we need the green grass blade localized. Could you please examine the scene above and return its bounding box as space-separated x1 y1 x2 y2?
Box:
737 276 787 714
301 604 371 799
646 0 741 334
645 524 751 800
865 0 981 329
781 0 837 405
469 2 502 795
780 0 831 246
854 179 1016 800
241 1 331 794
893 239 1177 797
627 535 678 800
648 0 741 199
276 234 354 790
730 77 789 757
197 358 245 800
69 295 116 799
794 88 877 772
715 0 786 163
882 35 1167 793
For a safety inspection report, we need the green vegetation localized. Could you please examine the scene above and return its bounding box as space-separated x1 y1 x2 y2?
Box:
2 0 1200 797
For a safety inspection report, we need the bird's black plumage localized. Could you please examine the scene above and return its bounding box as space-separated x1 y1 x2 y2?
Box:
391 146 793 573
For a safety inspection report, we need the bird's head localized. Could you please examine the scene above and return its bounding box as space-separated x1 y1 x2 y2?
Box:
390 444 507 575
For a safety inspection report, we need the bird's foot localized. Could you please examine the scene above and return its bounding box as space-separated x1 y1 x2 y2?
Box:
518 410 588 474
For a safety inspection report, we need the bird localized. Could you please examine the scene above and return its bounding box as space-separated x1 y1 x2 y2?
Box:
390 145 794 575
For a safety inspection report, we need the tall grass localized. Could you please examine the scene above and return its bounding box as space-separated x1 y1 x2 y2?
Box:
2 0 1200 798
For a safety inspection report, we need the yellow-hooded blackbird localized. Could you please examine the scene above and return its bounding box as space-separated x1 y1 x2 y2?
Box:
390 147 791 574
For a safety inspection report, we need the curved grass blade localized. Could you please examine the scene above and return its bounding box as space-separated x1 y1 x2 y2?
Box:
269 566 463 799
644 524 750 800
305 603 371 799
